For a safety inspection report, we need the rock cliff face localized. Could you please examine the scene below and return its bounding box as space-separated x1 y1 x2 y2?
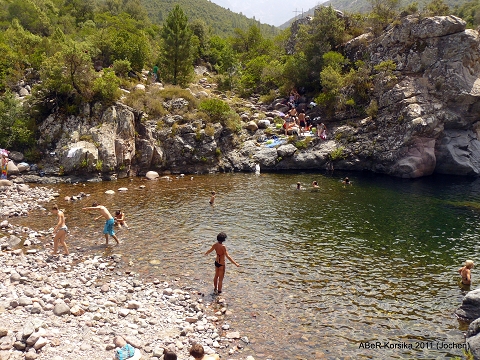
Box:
33 15 480 179
340 15 480 177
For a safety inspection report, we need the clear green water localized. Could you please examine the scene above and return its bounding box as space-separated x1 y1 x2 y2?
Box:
14 172 480 358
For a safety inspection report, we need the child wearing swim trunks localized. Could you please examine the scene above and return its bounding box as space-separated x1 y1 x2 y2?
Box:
205 232 240 294
459 260 474 285
209 191 215 205
51 204 69 255
83 202 120 246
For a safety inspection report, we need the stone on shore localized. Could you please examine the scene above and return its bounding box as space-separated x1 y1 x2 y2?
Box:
53 302 70 316
456 289 480 320
146 171 159 180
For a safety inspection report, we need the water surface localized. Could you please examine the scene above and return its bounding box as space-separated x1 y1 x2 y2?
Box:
12 172 480 359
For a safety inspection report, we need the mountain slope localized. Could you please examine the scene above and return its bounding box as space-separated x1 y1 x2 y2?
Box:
140 0 279 37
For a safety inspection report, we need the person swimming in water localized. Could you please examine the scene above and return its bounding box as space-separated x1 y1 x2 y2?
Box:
204 232 240 294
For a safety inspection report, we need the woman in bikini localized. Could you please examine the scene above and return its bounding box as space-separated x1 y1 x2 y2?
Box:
205 232 240 294
51 204 69 255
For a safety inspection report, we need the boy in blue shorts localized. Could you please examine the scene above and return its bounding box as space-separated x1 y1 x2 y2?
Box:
82 202 120 246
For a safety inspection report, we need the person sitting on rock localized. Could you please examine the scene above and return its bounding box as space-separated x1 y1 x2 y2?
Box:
189 343 220 360
114 209 129 229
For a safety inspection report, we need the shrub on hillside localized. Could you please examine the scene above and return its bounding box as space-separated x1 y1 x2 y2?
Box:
198 98 231 123
161 85 198 110
93 69 121 104
112 59 132 78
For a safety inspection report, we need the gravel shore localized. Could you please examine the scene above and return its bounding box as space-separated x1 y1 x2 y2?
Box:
0 184 253 360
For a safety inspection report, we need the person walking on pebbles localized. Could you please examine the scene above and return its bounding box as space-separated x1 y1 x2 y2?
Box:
51 204 69 255
205 232 240 294
82 202 120 246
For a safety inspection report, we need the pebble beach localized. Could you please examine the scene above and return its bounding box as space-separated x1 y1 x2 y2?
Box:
0 184 253 360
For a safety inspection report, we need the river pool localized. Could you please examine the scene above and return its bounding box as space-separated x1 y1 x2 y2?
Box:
10 172 480 359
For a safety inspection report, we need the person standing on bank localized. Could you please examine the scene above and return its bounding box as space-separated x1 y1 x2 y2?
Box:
51 204 69 255
205 232 240 294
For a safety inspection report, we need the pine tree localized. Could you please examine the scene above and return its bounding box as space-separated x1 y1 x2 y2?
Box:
159 5 193 86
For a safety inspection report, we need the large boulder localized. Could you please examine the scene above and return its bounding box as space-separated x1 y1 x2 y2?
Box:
8 151 24 162
337 14 480 178
435 130 480 175
7 160 19 175
390 137 436 178
61 141 99 173
455 289 480 321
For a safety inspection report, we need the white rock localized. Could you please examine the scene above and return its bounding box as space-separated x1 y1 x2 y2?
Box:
145 171 159 180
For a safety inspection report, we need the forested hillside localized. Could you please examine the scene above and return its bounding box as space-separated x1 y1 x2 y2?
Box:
0 0 479 161
139 0 278 37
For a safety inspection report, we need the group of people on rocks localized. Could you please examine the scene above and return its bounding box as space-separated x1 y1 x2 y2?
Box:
282 89 327 138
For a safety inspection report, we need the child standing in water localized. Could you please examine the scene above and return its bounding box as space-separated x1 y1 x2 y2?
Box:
82 202 120 246
205 232 240 294
209 191 216 206
51 204 69 255
459 260 474 285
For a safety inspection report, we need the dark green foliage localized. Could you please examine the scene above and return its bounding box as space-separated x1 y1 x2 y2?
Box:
139 0 279 38
453 0 480 28
159 5 194 86
198 98 231 123
0 91 34 150
92 68 121 104
112 59 132 77
296 6 346 90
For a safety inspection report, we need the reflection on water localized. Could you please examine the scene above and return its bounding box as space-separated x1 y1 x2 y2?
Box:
11 172 480 358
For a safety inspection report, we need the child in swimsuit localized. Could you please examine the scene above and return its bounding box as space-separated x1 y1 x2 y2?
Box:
209 191 215 205
83 202 120 246
459 260 474 285
205 232 240 294
51 204 69 255
114 209 129 229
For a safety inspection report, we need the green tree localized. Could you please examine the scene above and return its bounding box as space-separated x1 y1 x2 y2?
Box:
424 0 450 16
159 5 194 86
7 0 52 36
454 0 480 28
368 0 400 34
296 6 346 89
189 19 209 61
0 90 33 150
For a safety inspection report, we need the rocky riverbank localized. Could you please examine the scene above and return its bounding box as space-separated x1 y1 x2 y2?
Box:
0 185 254 360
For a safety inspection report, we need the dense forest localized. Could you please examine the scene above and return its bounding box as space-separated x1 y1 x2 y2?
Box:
0 0 479 159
